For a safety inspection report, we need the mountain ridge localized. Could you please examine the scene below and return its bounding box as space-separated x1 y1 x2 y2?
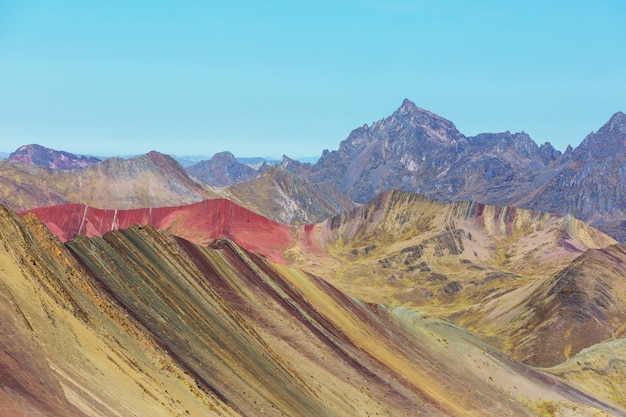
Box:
2 101 626 415
2 99 626 243
21 189 623 369
8 143 101 170
1 202 624 416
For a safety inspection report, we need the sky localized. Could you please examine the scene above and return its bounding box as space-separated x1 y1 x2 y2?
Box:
0 1 625 159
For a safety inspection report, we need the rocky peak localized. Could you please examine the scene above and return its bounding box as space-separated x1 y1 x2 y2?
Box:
385 98 465 145
573 112 626 160
185 151 257 187
280 154 298 168
257 160 271 173
8 143 101 170
538 142 561 164
393 98 446 125
467 131 560 165
468 131 534 153
279 155 310 177
337 99 465 156
598 111 626 135
143 151 185 171
210 151 238 163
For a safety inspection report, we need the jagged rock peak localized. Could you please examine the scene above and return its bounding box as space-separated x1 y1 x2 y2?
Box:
281 154 293 164
574 112 626 160
338 99 464 154
538 141 561 163
391 98 460 129
395 98 434 118
280 155 299 167
279 155 310 176
258 162 286 177
373 98 466 146
599 111 626 134
398 97 419 113
185 151 257 187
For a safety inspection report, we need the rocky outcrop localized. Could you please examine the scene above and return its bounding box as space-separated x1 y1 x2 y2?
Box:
291 100 626 242
308 99 467 203
223 163 355 224
526 111 626 241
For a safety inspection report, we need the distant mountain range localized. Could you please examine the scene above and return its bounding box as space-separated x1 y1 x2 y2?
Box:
291 99 626 242
2 99 626 242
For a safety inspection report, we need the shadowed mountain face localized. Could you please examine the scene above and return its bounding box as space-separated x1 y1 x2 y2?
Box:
8 143 101 170
1 204 624 416
509 244 626 366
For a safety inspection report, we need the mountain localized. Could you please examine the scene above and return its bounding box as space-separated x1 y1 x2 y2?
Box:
1 203 624 416
292 190 618 367
0 149 351 226
23 188 622 369
8 143 101 170
297 99 626 242
221 162 355 224
170 154 212 168
306 99 561 206
5 101 626 242
21 199 293 263
0 151 218 212
185 151 258 187
506 243 626 367
526 111 626 241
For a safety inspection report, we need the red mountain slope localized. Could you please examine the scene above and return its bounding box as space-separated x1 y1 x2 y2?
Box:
21 199 292 263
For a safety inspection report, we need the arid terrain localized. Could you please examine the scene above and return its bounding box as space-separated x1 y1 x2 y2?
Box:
1 101 626 416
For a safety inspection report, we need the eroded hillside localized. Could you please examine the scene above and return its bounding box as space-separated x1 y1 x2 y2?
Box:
2 204 624 416
293 190 621 367
21 189 625 369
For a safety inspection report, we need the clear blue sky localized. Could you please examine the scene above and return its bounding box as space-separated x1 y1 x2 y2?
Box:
1 1 624 158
